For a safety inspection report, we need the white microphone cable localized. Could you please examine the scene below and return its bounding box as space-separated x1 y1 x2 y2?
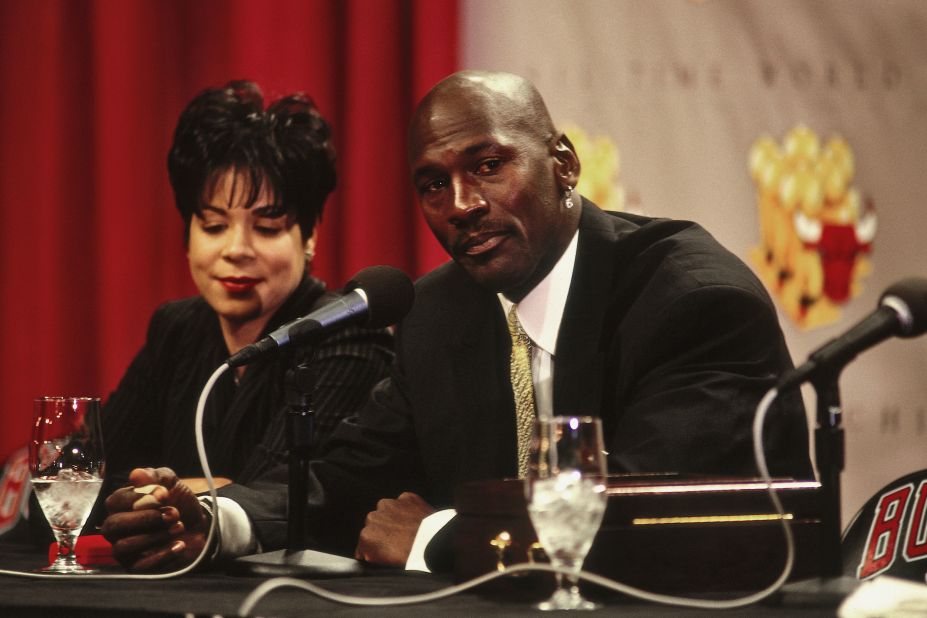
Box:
239 387 796 613
0 362 227 581
1 376 796 614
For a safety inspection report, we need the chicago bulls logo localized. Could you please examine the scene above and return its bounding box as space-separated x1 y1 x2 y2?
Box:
0 447 29 536
844 470 927 582
748 126 877 330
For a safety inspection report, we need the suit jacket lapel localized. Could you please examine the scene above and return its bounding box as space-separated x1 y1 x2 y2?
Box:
445 273 519 477
554 202 619 417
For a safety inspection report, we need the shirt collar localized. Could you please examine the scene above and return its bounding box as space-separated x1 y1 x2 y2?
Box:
498 229 579 356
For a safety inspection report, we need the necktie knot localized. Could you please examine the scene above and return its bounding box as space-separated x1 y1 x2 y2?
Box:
507 305 532 347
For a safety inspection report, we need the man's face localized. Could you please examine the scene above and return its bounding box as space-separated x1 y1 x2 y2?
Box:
409 99 570 300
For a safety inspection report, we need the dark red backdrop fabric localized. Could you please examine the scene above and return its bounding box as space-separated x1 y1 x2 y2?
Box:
0 0 457 463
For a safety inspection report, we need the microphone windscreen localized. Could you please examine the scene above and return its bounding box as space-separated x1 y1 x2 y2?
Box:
881 277 927 337
345 265 414 328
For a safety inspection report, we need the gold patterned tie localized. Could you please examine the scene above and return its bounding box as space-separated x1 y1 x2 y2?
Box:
507 305 536 479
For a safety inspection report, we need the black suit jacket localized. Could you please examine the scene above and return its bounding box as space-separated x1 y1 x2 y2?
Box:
222 202 811 555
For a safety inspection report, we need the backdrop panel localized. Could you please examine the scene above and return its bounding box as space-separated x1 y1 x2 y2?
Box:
462 0 927 523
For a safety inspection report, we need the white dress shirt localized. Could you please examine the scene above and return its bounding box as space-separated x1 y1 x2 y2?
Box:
407 229 579 571
497 229 578 420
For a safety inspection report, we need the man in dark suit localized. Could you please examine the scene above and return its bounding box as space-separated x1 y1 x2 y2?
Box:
101 70 810 572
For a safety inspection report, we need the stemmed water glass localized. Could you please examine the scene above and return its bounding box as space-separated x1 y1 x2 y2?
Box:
29 396 105 574
525 416 608 611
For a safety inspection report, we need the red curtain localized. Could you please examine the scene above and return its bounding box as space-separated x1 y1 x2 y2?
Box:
0 0 457 463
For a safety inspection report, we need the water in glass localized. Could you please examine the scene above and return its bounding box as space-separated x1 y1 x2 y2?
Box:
30 397 105 574
526 416 607 610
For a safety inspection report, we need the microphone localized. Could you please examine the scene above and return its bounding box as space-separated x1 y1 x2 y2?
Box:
227 265 414 368
776 277 927 391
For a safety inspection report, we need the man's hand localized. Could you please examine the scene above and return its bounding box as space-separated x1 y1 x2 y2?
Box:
354 492 435 566
100 467 210 572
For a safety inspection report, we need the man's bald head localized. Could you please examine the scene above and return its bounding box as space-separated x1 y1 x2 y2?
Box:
408 71 557 162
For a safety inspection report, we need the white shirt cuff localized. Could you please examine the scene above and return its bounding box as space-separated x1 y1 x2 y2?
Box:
199 496 259 560
405 509 457 572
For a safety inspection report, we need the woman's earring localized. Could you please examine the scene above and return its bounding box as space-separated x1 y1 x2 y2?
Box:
304 232 317 262
564 185 575 209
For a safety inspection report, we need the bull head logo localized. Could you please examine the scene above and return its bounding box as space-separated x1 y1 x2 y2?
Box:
748 125 877 329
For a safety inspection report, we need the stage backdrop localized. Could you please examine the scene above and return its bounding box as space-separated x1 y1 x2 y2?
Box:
0 0 456 464
462 0 927 524
3 0 925 536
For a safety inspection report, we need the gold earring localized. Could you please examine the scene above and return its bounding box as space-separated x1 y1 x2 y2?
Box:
564 186 575 209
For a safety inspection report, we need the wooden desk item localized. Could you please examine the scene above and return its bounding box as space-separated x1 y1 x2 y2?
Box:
454 474 823 593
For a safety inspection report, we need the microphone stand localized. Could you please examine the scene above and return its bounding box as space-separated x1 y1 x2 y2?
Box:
778 371 860 604
231 361 361 577
286 364 315 550
811 374 844 579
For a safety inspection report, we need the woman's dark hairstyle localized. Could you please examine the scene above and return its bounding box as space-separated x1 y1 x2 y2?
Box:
167 80 336 241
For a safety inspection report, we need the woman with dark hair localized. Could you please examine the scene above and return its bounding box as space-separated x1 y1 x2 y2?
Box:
101 81 393 494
